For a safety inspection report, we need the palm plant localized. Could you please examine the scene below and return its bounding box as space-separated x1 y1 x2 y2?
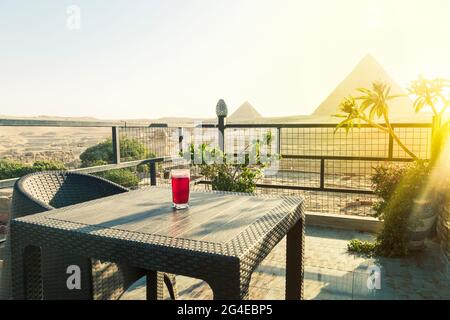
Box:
409 76 449 117
334 81 418 160
335 77 450 162
408 76 450 162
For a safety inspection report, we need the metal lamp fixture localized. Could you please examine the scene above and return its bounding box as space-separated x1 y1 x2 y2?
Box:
216 99 228 117
216 99 227 152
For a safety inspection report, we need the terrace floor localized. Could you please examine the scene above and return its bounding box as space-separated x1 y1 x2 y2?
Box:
121 226 450 300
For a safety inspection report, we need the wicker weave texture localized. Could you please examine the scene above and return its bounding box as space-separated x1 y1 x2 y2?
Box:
2 171 176 300
9 186 304 300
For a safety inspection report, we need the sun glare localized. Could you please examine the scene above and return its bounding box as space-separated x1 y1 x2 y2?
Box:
416 135 450 205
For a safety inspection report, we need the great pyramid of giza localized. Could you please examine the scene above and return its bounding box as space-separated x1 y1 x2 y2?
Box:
228 101 263 123
312 54 417 120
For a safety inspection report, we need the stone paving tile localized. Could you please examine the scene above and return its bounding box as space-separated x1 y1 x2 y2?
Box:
120 226 450 300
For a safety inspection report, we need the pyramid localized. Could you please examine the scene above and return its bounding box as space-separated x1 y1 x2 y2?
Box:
312 54 416 119
228 101 263 122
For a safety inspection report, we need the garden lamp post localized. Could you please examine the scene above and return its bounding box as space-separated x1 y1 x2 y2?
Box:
216 99 228 152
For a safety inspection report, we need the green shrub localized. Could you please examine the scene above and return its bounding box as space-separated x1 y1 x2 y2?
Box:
205 163 262 193
98 169 139 188
0 159 67 180
347 161 431 257
79 140 113 166
347 239 377 256
31 160 66 172
371 163 408 219
183 132 277 193
374 161 430 256
0 160 31 179
80 137 153 167
80 137 154 188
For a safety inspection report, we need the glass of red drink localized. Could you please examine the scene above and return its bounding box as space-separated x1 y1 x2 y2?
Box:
171 169 190 210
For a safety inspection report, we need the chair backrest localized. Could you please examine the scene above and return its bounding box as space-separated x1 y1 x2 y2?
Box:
0 171 128 299
12 171 128 217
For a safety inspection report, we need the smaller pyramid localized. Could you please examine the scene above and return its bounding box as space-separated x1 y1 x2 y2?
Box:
228 101 263 122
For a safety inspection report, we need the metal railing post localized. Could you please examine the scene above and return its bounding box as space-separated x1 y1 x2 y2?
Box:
320 158 325 190
215 99 228 153
430 115 442 163
388 135 394 160
218 116 225 152
112 126 121 164
178 127 184 155
277 127 281 155
150 162 157 186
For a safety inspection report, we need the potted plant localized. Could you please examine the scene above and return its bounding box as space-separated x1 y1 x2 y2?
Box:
335 77 450 255
370 161 435 254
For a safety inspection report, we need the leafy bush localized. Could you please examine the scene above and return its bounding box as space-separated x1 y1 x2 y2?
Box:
80 137 154 188
202 162 262 193
348 161 431 257
30 160 67 172
371 163 409 218
80 137 152 167
374 161 431 256
0 159 67 180
79 140 113 166
0 160 31 180
183 132 277 193
347 239 377 256
98 169 139 188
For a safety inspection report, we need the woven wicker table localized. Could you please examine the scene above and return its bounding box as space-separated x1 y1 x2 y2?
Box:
10 187 305 300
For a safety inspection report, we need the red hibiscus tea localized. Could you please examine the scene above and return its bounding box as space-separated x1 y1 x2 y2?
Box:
171 169 190 210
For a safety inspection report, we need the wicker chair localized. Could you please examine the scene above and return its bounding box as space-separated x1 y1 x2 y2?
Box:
0 171 177 300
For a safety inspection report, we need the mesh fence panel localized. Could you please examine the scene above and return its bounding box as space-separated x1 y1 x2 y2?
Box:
223 125 432 216
181 127 219 151
392 126 431 159
325 160 382 191
224 128 279 156
85 125 434 216
118 126 178 160
264 159 320 188
255 187 378 216
281 127 390 158
0 126 111 169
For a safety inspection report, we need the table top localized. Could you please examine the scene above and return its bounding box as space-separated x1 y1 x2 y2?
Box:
13 187 304 255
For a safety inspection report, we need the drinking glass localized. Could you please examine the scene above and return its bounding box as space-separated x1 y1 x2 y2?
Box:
171 169 190 210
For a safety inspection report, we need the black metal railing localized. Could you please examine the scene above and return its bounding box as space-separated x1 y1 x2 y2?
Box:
0 118 434 216
0 119 172 188
217 123 431 216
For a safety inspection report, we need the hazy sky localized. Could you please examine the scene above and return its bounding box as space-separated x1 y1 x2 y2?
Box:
1 0 450 119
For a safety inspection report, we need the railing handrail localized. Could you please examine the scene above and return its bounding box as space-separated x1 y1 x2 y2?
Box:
0 118 179 128
0 118 128 127
224 122 433 128
0 117 433 129
0 156 177 189
0 118 434 191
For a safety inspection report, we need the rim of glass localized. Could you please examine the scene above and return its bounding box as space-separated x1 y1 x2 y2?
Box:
171 169 190 178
